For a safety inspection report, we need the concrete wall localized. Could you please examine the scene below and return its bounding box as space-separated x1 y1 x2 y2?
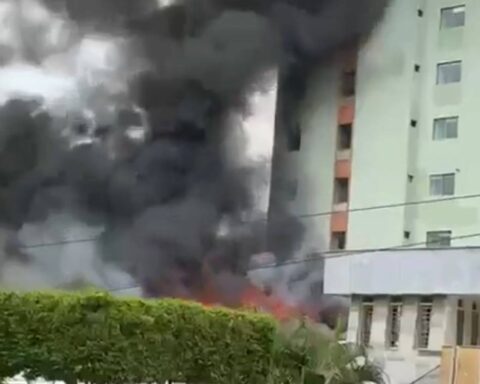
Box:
324 247 480 295
348 0 480 249
347 296 448 384
347 295 480 384
347 0 417 249
280 64 339 254
406 0 480 248
278 0 480 254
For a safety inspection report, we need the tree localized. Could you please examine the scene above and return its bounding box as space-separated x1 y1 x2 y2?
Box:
275 319 387 384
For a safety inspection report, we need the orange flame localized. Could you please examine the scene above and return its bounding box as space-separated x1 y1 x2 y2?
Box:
191 263 318 322
240 285 300 321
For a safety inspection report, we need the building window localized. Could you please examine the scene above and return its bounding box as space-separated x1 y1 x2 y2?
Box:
416 297 433 349
334 178 349 204
440 5 466 29
457 299 465 346
341 70 356 97
437 61 462 85
426 231 452 248
359 297 374 347
337 124 352 150
387 297 403 349
433 117 458 140
472 302 479 346
331 231 346 250
285 179 298 201
287 124 301 151
429 173 455 196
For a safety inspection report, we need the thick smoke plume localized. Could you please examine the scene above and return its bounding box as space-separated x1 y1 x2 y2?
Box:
0 0 388 309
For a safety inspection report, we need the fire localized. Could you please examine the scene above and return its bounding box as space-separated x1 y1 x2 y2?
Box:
240 285 301 321
194 263 317 322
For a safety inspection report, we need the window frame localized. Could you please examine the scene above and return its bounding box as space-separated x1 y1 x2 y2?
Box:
337 123 353 150
433 116 459 140
386 298 403 349
334 178 350 204
429 173 455 196
440 5 466 30
331 231 347 251
472 302 479 346
436 61 462 85
426 230 452 248
416 298 433 350
359 298 374 347
457 299 465 346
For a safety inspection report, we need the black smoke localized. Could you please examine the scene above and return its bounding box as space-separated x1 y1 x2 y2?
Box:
0 0 389 300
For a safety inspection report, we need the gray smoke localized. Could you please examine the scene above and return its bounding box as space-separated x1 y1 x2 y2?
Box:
0 0 388 302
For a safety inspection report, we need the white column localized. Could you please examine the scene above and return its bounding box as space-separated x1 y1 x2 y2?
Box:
370 297 389 349
347 296 361 343
443 296 458 347
429 296 448 351
399 296 418 353
463 298 472 346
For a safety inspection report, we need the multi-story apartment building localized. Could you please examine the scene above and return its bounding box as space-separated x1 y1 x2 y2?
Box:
269 1 480 383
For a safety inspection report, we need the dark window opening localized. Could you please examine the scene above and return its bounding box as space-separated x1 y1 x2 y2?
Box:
418 9 424 17
331 231 346 250
414 64 421 72
334 178 349 204
472 302 479 346
387 298 403 348
404 231 411 240
341 70 356 97
287 124 302 152
416 297 433 349
338 124 352 150
410 119 418 128
285 179 298 201
359 298 374 346
457 301 465 346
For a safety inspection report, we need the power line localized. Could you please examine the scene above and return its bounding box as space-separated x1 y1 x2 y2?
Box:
248 231 480 271
107 231 480 293
293 193 480 220
17 193 480 250
19 237 99 250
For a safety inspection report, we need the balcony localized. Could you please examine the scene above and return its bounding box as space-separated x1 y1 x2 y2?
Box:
324 247 480 295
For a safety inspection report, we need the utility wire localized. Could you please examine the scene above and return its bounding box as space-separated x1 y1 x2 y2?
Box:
16 193 480 250
248 231 480 271
107 231 480 293
294 193 480 220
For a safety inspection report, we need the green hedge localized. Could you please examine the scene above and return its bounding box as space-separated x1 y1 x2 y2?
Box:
0 291 288 384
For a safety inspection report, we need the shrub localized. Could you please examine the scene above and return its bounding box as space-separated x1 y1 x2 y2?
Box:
0 291 278 384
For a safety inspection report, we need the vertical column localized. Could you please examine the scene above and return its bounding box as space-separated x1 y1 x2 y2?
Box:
443 296 458 347
399 296 418 353
347 296 361 343
370 297 389 349
330 47 357 251
463 298 472 346
429 297 448 350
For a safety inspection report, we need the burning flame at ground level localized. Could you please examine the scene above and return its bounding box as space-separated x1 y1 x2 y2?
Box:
145 264 320 323
199 280 318 322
